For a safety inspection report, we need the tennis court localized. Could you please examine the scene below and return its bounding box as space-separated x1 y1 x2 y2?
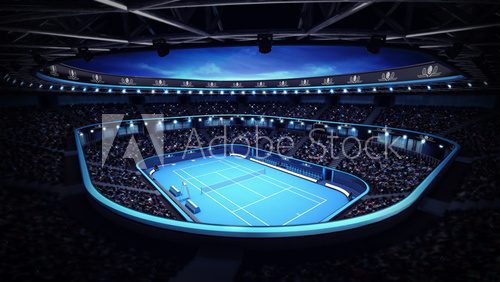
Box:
149 155 351 226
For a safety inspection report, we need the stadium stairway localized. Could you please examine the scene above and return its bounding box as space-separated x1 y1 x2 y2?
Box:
363 106 384 125
328 142 355 168
261 128 278 149
327 106 384 168
286 132 309 157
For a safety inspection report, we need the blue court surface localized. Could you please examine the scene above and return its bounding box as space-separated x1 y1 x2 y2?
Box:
148 156 350 226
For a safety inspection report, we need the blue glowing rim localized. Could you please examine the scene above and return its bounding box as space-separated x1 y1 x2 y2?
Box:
39 60 463 91
75 115 459 238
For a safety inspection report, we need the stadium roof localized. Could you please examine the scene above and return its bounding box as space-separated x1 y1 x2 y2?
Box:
1 0 499 85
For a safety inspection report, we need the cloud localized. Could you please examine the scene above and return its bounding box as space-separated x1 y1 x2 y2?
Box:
193 62 222 75
304 64 336 76
137 63 175 77
253 71 293 80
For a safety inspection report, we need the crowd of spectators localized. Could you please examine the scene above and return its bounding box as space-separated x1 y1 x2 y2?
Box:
0 141 63 184
64 103 142 126
375 106 482 134
338 142 437 195
191 101 238 115
0 187 189 280
446 115 500 156
94 184 178 219
0 101 494 220
88 165 152 190
205 126 271 147
237 209 499 281
320 104 374 123
454 157 500 202
340 195 406 219
264 130 304 155
245 103 321 119
0 106 72 150
293 132 343 166
141 103 189 117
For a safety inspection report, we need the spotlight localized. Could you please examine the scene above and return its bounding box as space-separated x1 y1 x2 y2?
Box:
78 47 93 62
366 35 386 54
152 38 170 57
257 34 273 54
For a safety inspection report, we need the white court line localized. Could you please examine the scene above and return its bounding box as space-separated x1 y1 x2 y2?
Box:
179 168 270 226
232 185 294 212
222 158 325 203
282 200 326 226
223 158 326 201
172 170 253 226
171 158 226 171
214 172 266 198
222 158 322 204
224 158 328 225
176 166 237 181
